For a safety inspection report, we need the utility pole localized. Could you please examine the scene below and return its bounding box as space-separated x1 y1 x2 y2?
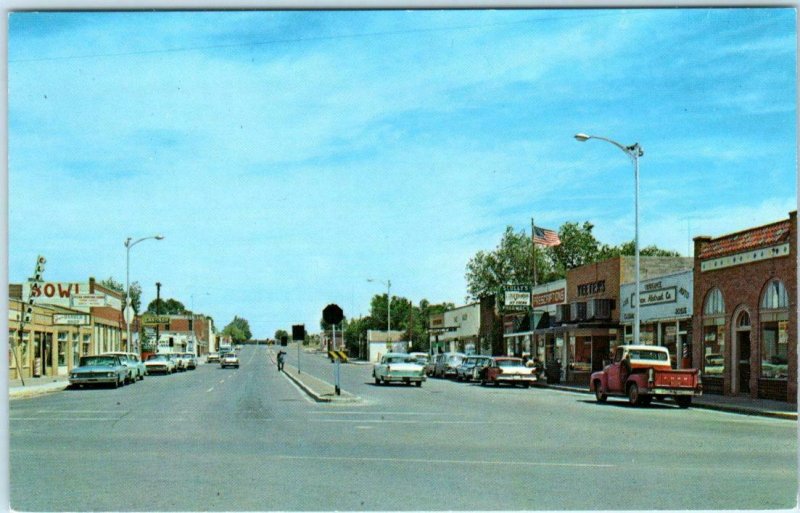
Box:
155 282 162 352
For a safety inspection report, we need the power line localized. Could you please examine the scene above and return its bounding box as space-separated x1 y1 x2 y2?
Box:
10 10 635 63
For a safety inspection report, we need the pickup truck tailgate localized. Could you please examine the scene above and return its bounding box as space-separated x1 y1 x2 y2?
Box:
655 369 698 389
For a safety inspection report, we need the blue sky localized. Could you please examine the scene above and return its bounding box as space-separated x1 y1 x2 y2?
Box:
7 9 797 338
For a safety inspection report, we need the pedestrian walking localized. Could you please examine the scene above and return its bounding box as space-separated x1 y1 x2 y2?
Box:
277 350 286 371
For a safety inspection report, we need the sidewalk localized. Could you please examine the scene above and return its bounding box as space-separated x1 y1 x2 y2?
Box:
8 375 70 400
545 382 797 420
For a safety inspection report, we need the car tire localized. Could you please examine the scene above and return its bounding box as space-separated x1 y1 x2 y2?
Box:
675 396 692 408
480 380 486 386
113 377 119 389
523 383 530 389
415 381 422 387
627 383 641 406
594 380 607 403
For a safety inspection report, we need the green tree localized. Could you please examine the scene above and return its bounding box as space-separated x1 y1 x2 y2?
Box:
274 329 289 342
598 240 681 259
146 298 187 315
223 316 252 343
99 277 143 313
549 221 601 274
465 226 557 302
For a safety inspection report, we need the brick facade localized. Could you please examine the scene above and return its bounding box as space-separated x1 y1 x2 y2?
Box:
693 211 797 403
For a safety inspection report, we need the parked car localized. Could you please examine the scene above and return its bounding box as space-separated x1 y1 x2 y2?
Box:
145 354 176 374
206 352 220 363
169 353 188 371
102 352 145 383
456 355 493 382
372 353 426 386
433 352 466 378
479 357 538 388
409 352 430 367
220 352 240 368
182 353 198 370
589 345 702 407
69 355 128 389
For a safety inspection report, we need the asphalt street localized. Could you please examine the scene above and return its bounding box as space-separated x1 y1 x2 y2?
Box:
10 345 798 511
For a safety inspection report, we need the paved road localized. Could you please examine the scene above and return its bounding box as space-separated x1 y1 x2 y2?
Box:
10 345 797 511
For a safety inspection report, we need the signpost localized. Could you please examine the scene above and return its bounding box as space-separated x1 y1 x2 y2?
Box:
322 305 344 395
292 324 305 374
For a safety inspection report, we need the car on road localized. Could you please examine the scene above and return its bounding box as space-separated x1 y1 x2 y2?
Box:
479 357 538 388
220 352 240 368
433 352 466 378
169 353 188 371
181 353 198 370
456 355 493 382
145 354 177 374
206 352 220 363
590 345 702 407
102 352 146 383
69 355 128 389
409 352 430 367
372 353 426 386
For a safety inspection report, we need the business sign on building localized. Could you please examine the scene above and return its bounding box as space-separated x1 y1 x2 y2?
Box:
53 314 90 325
621 270 693 322
71 294 107 307
533 288 566 307
141 314 170 326
22 282 122 309
504 286 531 311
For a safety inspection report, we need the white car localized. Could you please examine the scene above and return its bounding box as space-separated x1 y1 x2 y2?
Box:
102 352 146 383
220 353 240 369
373 353 426 387
145 354 177 374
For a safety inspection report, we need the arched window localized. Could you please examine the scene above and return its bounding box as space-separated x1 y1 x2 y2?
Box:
761 280 789 310
760 279 789 380
704 288 725 316
737 311 750 328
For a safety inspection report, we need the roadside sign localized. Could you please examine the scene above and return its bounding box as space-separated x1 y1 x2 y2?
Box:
322 304 344 325
123 306 134 325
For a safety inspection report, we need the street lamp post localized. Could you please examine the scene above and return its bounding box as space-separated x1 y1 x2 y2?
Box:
574 133 643 344
367 278 392 337
124 234 164 353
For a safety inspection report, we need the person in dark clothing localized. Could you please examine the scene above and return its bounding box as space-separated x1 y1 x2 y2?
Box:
277 350 286 371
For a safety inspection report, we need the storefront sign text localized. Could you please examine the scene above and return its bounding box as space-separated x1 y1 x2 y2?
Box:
701 243 790 272
577 280 605 297
533 288 566 307
504 291 531 310
53 314 90 325
71 294 107 307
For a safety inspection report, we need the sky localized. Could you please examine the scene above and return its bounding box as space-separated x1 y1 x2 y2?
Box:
6 8 797 338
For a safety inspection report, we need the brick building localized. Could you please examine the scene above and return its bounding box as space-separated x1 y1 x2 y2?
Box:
693 211 796 403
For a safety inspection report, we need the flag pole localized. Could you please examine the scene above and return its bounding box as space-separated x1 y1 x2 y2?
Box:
531 217 538 287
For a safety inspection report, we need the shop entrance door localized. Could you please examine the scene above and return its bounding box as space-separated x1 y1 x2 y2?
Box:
43 333 53 377
738 331 751 394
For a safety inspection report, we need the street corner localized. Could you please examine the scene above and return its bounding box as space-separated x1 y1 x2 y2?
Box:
9 382 69 400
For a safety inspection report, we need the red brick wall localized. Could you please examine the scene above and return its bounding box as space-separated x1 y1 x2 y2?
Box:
693 211 796 402
567 258 622 321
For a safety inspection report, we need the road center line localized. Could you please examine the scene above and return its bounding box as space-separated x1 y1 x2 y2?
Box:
310 411 450 416
310 419 519 425
274 455 615 468
207 387 214 392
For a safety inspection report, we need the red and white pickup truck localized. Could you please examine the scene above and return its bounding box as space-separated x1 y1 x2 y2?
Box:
589 345 702 408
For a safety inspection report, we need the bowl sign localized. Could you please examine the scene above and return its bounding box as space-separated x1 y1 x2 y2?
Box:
505 291 531 310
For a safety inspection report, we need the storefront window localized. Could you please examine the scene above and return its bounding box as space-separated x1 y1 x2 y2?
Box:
57 332 68 366
760 279 789 380
661 323 678 366
703 325 725 376
703 288 726 376
570 336 592 372
72 333 80 368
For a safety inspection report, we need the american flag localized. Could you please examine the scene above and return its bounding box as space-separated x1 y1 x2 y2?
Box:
532 225 561 247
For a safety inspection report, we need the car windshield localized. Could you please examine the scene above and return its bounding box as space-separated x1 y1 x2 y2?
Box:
384 356 411 363
80 357 115 366
497 359 524 367
629 350 668 361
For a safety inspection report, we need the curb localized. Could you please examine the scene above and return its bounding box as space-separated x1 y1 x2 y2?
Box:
281 368 360 403
9 382 69 400
545 384 797 420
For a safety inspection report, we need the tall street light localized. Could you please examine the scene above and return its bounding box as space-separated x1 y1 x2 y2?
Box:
125 234 164 352
574 133 644 344
367 278 392 334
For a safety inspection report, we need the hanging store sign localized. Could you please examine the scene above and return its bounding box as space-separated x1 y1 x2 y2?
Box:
504 290 531 310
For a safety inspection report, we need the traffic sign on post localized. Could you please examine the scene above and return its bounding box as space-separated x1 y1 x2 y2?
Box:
322 304 344 325
292 324 305 341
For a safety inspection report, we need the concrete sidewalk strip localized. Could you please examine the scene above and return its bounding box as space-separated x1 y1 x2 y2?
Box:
281 364 360 403
545 383 797 420
9 378 70 400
